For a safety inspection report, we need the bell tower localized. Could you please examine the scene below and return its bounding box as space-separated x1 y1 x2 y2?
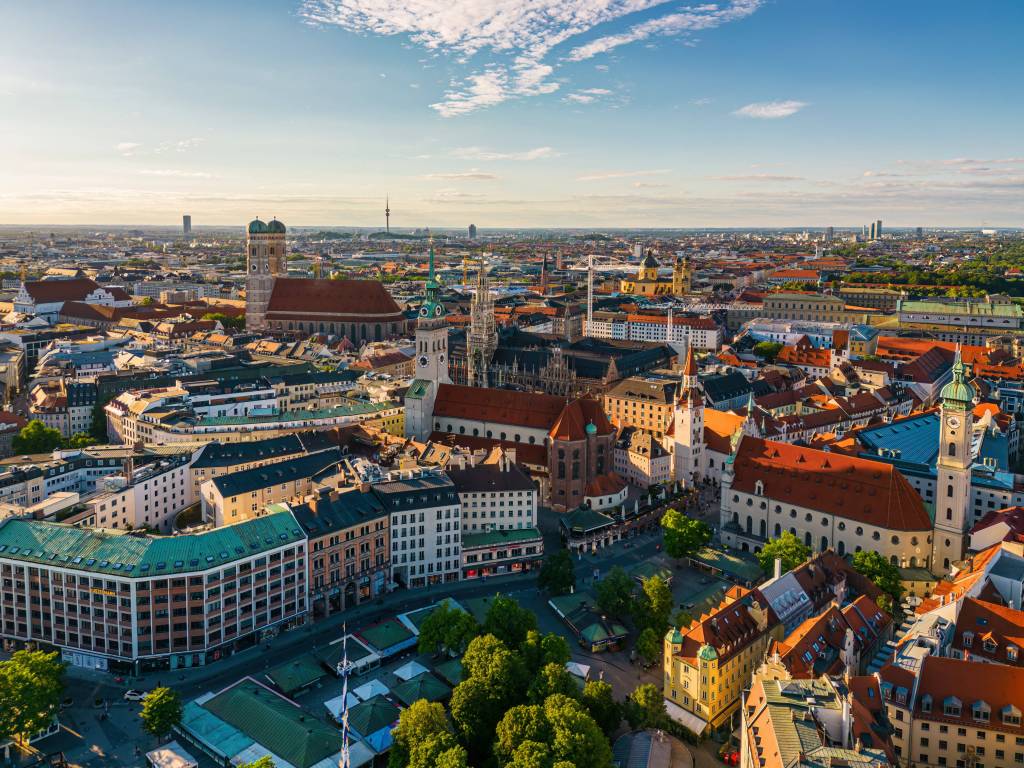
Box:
406 240 450 440
672 346 705 484
467 257 497 387
932 346 974 575
245 217 285 330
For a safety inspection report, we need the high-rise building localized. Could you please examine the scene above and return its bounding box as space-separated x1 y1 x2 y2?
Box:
876 219 883 238
824 226 834 241
468 223 477 239
916 226 924 238
182 214 191 236
869 221 877 240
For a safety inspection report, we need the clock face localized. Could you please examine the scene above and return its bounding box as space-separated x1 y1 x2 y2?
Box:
418 355 428 367
434 304 443 317
419 306 429 316
946 415 961 429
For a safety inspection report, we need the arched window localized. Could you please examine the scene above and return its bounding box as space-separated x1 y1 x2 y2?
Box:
774 523 782 536
804 531 812 547
838 540 846 555
948 442 956 457
947 485 953 497
746 516 753 534
759 520 767 538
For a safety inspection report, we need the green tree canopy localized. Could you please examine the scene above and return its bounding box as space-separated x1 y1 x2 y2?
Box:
65 432 99 449
852 550 905 611
12 420 63 455
417 602 479 657
660 509 712 560
537 549 576 595
636 574 673 634
389 699 450 768
756 531 811 574
483 594 538 647
635 627 661 666
752 341 784 362
237 757 276 768
506 740 553 768
595 566 634 619
201 312 245 330
625 683 668 730
409 732 466 768
450 676 508 759
0 650 64 744
580 680 620 735
495 705 553 764
140 687 183 739
528 662 578 704
543 694 614 768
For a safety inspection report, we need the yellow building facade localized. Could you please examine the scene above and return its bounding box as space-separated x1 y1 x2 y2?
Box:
620 251 692 297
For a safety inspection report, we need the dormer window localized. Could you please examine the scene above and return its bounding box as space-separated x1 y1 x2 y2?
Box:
1003 705 1022 726
921 695 933 714
963 631 974 647
754 480 764 496
1008 645 1018 662
983 638 997 653
944 697 962 717
973 702 991 722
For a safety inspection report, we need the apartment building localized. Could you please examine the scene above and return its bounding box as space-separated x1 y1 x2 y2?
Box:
613 427 673 488
0 511 307 672
604 377 677 438
446 451 538 533
77 453 195 533
289 486 389 618
376 471 461 589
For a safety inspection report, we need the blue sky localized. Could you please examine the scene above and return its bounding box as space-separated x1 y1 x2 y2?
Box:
2 0 1022 227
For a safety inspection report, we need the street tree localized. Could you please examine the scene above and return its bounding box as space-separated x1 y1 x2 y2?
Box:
580 680 621 735
417 602 479 656
521 631 571 675
389 699 450 768
495 704 552 764
506 741 553 768
483 594 538 647
450 676 507 760
237 758 276 768
140 687 183 740
409 732 466 768
0 650 64 744
673 609 693 629
595 566 634 619
537 549 575 595
462 634 526 698
660 509 711 560
544 694 614 768
636 574 673 633
528 662 579 704
852 550 905 612
756 531 811 574
12 420 63 455
625 683 668 730
635 627 661 666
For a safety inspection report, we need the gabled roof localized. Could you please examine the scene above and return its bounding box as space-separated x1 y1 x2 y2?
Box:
433 383 567 430
951 597 1024 664
266 278 404 318
911 655 1024 732
549 397 614 441
731 437 932 531
22 277 101 303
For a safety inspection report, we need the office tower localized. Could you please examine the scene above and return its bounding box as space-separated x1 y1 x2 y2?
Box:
870 221 877 240
916 226 924 238
876 219 883 238
825 226 834 242
182 215 191 236
468 224 477 239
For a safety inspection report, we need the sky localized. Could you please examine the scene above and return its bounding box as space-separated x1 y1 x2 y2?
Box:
2 0 1023 228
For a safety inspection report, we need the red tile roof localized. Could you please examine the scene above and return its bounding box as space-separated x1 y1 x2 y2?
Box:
22 277 102 303
732 437 932 531
549 397 614 441
266 278 404 319
951 598 1024 665
433 384 567 430
912 655 1024 733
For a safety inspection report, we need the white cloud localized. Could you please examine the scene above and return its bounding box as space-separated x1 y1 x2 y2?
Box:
116 142 141 156
138 169 214 178
690 97 712 106
153 137 205 154
710 173 805 182
301 0 762 115
452 146 558 161
421 169 498 180
566 87 612 104
733 100 807 119
577 169 670 181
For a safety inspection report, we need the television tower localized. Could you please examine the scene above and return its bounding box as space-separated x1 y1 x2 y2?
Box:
385 196 390 235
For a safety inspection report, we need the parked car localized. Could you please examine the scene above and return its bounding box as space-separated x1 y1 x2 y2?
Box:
123 690 148 702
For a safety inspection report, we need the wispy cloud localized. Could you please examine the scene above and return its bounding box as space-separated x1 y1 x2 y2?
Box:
421 169 498 180
116 142 142 157
577 169 670 181
451 146 558 161
733 100 807 119
301 0 762 116
633 181 669 188
138 169 214 178
709 173 805 182
565 87 612 104
154 137 204 154
690 97 713 107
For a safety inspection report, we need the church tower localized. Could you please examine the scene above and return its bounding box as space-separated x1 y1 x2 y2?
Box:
639 249 660 282
932 346 974 575
405 241 450 440
467 258 498 387
245 217 286 330
673 254 692 295
672 347 705 484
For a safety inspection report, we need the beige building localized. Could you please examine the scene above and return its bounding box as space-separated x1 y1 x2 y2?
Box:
200 449 342 526
603 377 677 438
663 585 783 735
882 655 1024 768
763 292 869 324
613 427 673 488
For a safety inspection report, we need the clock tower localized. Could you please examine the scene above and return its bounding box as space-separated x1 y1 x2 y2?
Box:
932 346 974 575
405 240 450 440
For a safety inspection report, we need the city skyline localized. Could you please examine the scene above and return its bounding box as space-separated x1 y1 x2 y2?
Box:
2 0 1022 227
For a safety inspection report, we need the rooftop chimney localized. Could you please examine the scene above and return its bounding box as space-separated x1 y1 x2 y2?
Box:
774 557 782 580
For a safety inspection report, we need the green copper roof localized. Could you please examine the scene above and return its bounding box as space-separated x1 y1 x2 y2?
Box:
266 218 286 234
421 239 446 318
667 628 684 644
940 347 973 404
247 218 268 234
0 511 303 577
585 421 598 435
697 644 718 661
